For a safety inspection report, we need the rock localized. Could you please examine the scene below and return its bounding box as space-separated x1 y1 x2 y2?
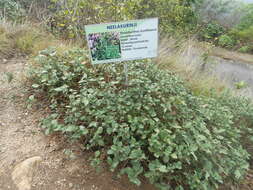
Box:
69 183 73 188
11 156 42 190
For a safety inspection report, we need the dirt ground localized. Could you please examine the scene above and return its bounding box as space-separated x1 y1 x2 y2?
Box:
0 58 156 190
211 47 253 65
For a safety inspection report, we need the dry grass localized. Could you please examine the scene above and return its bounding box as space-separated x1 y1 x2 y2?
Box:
157 37 226 96
0 20 73 58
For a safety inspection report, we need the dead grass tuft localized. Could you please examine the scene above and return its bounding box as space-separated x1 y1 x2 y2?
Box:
157 37 226 96
0 20 69 58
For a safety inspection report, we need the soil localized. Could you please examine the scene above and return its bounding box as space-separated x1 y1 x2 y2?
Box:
0 58 156 190
211 47 253 65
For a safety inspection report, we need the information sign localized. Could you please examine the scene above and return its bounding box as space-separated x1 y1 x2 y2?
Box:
85 18 158 64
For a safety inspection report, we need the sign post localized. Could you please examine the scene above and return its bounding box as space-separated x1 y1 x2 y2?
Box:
124 63 128 85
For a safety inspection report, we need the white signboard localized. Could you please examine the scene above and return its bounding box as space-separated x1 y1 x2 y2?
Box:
85 18 158 64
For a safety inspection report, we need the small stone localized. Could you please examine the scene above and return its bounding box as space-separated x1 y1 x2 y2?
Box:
12 156 42 190
69 183 73 188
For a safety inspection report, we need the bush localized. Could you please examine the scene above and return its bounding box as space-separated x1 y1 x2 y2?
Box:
228 26 253 53
38 0 197 39
225 5 253 53
28 48 251 190
213 93 253 159
199 22 225 41
238 46 252 53
236 25 253 42
236 4 253 31
218 34 236 49
0 0 25 21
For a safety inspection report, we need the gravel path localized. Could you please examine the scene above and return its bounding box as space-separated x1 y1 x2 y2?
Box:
211 56 253 98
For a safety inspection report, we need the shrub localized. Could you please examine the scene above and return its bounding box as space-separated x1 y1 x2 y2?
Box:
236 25 253 42
235 81 247 89
236 4 253 31
238 46 252 53
213 93 253 158
218 34 236 49
28 48 251 190
37 0 197 39
199 22 225 41
228 5 253 52
229 26 253 53
0 0 25 21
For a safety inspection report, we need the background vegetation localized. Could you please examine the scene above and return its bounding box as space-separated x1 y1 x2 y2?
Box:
1 0 253 53
196 0 253 53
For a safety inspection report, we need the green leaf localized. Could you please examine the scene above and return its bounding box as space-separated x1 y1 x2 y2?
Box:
32 84 40 88
82 98 89 106
129 149 144 159
171 153 178 159
158 165 168 173
234 170 242 179
79 126 88 135
54 85 68 92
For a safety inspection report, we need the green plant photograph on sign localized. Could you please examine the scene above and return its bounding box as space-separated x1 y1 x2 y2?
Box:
88 32 121 61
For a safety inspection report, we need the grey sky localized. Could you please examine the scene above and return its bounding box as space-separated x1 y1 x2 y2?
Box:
243 0 253 3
